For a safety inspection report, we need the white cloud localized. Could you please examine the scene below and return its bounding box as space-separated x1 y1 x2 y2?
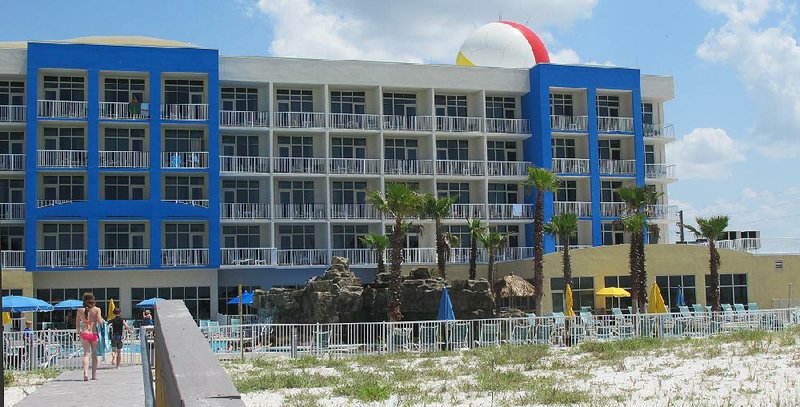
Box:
667 128 746 179
549 48 581 64
697 0 800 157
249 0 598 63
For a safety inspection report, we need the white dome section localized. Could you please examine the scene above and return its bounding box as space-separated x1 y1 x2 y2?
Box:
458 22 536 69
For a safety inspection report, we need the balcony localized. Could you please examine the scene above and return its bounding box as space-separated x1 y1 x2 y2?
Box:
488 203 534 219
37 199 81 208
0 105 25 122
99 151 150 168
0 154 24 171
552 158 590 174
553 201 592 217
449 204 486 220
600 202 627 217
161 104 208 121
599 159 636 175
276 249 329 266
643 123 675 141
221 248 273 266
220 110 270 127
329 204 380 219
99 102 149 120
36 249 87 268
220 203 271 219
273 203 327 219
272 157 326 174
646 204 679 221
550 115 588 131
485 118 530 134
384 159 435 175
272 112 325 128
435 116 482 132
220 156 270 173
402 248 438 264
0 203 25 220
161 248 209 267
436 160 485 176
329 113 381 130
382 115 434 131
329 158 381 175
330 248 377 265
37 150 88 168
37 100 87 119
645 164 677 182
487 161 530 177
99 249 150 268
162 199 209 208
161 152 208 169
597 116 634 132
1 250 24 269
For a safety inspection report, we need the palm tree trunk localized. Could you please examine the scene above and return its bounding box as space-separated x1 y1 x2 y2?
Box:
489 250 497 312
533 190 545 316
469 237 478 280
628 236 639 313
562 236 572 288
709 241 721 312
388 216 405 321
637 233 648 312
435 217 446 279
377 251 386 275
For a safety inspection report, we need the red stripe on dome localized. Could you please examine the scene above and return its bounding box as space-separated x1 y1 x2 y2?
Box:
499 21 550 64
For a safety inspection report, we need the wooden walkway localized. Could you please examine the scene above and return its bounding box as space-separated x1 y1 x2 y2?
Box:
15 365 144 407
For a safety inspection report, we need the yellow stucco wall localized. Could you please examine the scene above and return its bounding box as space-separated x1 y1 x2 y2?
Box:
2 270 34 296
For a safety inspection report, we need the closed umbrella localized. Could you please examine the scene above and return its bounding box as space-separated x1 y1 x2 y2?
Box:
135 297 165 309
2 312 11 325
107 298 116 317
227 291 254 305
2 296 54 312
675 287 686 307
647 282 668 314
437 287 455 321
53 299 84 310
564 284 576 317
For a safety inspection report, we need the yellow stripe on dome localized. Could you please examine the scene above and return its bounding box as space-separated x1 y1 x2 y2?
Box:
456 51 475 66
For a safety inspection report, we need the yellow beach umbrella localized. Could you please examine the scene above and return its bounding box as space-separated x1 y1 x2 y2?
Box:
647 282 668 314
107 298 116 317
595 287 631 297
2 312 11 325
564 284 576 317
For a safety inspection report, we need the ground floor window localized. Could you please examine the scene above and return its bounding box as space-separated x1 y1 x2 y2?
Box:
655 275 697 311
603 275 632 311
551 277 594 313
36 287 120 329
131 286 211 321
218 285 261 316
705 273 748 306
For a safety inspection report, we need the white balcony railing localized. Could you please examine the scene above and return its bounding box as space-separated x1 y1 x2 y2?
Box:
37 100 87 119
487 161 531 177
0 105 25 122
271 112 325 128
99 249 150 268
1 250 24 268
221 248 273 266
37 199 79 208
553 201 592 217
36 250 87 268
328 158 382 175
449 204 486 219
330 204 381 219
643 123 675 140
161 248 209 267
330 248 377 265
487 204 535 219
550 115 589 131
402 248 438 265
37 150 88 168
551 158 590 174
162 199 209 208
99 102 149 120
497 246 535 262
219 110 270 127
220 203 271 219
220 156 270 173
273 203 327 219
161 104 208 121
448 247 486 264
272 157 326 174
436 160 485 176
382 115 434 131
646 204 679 221
384 159 435 175
435 116 482 132
599 159 636 175
597 116 634 132
645 164 677 181
329 113 382 130
0 154 24 171
99 151 150 168
161 152 208 169
600 202 627 217
276 249 329 266
485 118 530 134
0 203 25 220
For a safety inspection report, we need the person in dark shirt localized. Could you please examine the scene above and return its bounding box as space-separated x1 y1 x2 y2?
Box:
109 308 131 369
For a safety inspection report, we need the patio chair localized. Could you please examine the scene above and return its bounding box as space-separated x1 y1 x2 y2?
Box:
611 308 634 339
747 303 760 311
389 327 414 352
417 324 441 352
474 322 501 347
504 324 532 345
314 330 331 356
534 323 555 345
581 311 612 341
721 304 735 323
692 304 706 315
448 322 470 350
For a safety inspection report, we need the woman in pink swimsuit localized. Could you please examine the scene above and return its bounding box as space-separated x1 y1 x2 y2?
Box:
77 292 105 381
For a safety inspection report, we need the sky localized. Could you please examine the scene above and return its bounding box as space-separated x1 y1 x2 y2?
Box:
2 0 799 240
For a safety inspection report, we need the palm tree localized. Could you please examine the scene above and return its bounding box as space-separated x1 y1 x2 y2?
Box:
360 234 390 275
686 216 729 312
478 230 508 310
544 213 579 290
443 232 461 264
465 217 488 280
525 167 559 315
617 185 662 312
422 194 457 279
366 183 424 321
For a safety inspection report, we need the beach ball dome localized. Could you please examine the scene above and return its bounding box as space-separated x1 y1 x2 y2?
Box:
456 21 550 68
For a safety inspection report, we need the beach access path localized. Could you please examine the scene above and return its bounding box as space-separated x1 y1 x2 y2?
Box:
15 365 144 407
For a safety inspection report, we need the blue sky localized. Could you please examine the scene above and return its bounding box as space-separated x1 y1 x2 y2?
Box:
2 0 799 239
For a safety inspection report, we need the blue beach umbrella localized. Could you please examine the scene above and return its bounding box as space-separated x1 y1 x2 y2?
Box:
136 297 165 309
675 287 686 307
53 299 84 310
437 287 455 321
227 291 254 305
2 296 54 312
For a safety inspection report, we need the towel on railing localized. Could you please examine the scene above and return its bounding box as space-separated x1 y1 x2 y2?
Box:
512 204 523 217
94 322 111 360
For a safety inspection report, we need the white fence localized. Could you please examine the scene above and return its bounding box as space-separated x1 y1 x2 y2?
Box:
554 201 592 217
382 115 434 131
161 152 208 168
329 204 381 219
487 161 530 177
272 112 326 128
329 113 382 130
645 164 677 180
37 100 87 119
449 204 486 219
643 123 675 140
1 250 24 268
597 116 634 132
220 156 270 173
275 249 329 266
274 204 328 219
384 159 435 175
0 105 25 122
220 110 270 127
600 202 627 217
221 203 271 219
221 248 273 266
99 102 149 120
37 150 88 167
161 104 208 121
36 250 87 268
436 160 485 176
552 158 590 174
0 154 24 171
485 118 530 134
0 202 24 219
716 237 800 255
435 116 482 132
161 248 209 267
550 115 588 131
599 159 636 175
487 204 534 219
99 151 150 168
272 157 326 173
99 249 150 268
328 158 382 175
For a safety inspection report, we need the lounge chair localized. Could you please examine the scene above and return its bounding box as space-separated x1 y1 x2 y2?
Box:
692 304 706 315
505 324 532 345
611 308 634 339
748 303 759 311
448 322 470 350
389 327 414 352
417 324 441 352
474 322 501 347
721 304 735 323
580 311 611 341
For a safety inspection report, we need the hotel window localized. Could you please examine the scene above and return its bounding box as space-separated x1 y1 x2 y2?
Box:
601 222 625 245
222 225 261 248
278 225 316 249
221 87 258 111
105 78 145 103
164 79 204 104
332 181 367 204
164 129 205 152
278 181 314 205
42 175 85 202
221 135 259 157
437 182 470 204
598 139 622 160
551 276 594 312
163 176 206 201
706 273 748 306
164 223 206 249
38 288 120 328
0 226 24 251
549 94 573 116
42 223 85 250
434 95 467 117
600 180 624 202
641 103 654 125
104 223 145 249
656 275 697 311
436 139 468 160
487 141 517 161
103 175 146 200
385 139 418 160
485 96 515 119
645 144 655 165
331 91 365 114
222 180 259 204
383 93 417 116
0 178 23 204
385 224 421 248
219 285 259 316
447 225 471 248
0 131 24 155
0 81 24 105
332 224 369 249
276 89 313 112
556 180 577 202
43 76 84 101
332 137 366 159
551 138 576 159
131 286 211 321
491 224 520 247
488 183 519 204
277 136 313 158
597 95 620 117
104 128 145 152
43 127 84 150
603 276 633 310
